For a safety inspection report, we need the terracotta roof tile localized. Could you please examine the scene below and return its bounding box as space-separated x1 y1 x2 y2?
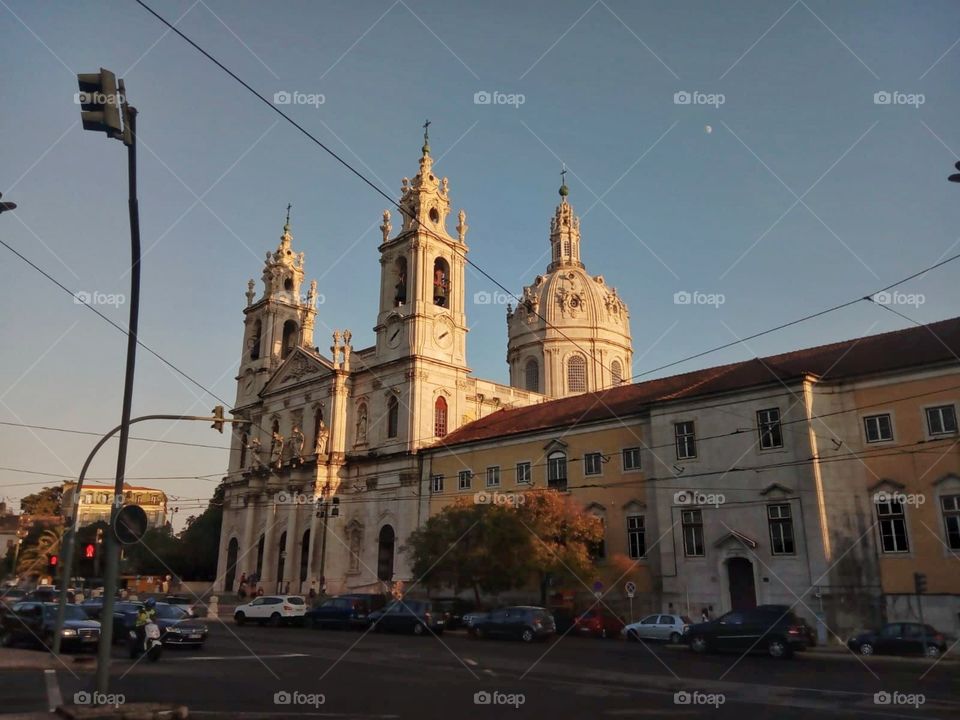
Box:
436 316 960 447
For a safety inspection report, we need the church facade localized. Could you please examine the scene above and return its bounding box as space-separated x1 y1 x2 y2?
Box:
214 135 632 595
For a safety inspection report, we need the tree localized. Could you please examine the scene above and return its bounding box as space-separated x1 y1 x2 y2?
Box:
17 526 63 576
175 482 224 580
20 485 62 516
404 490 603 605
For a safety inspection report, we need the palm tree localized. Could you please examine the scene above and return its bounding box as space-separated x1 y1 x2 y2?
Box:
17 527 64 577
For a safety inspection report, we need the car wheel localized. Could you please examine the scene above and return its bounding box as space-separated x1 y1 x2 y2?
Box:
269 613 281 627
858 642 874 656
471 627 483 639
926 645 942 659
521 628 535 643
767 638 791 659
0 629 13 648
689 635 709 654
234 612 245 626
669 632 682 644
413 622 425 636
626 629 639 643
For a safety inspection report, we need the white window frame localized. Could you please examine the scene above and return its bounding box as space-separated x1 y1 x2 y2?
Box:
675 421 697 460
876 498 910 553
584 452 603 476
941 494 960 551
925 404 958 437
516 461 532 485
431 474 444 493
627 515 645 559
767 503 795 555
622 447 641 471
864 413 894 443
757 407 784 450
458 470 472 491
681 509 704 557
486 466 501 488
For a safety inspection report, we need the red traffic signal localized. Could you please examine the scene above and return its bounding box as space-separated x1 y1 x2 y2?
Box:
48 554 58 567
84 544 96 559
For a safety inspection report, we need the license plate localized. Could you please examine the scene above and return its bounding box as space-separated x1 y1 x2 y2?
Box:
188 634 202 639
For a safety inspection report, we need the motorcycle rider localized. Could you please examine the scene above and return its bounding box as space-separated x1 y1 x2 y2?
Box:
134 597 158 653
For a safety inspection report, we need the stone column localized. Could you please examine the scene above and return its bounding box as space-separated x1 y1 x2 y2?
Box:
260 492 277 591
304 488 321 591
282 493 299 593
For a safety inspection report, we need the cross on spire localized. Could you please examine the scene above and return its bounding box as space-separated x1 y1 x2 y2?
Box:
423 119 431 141
559 164 569 197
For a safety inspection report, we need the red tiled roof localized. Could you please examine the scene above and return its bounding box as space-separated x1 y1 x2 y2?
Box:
436 316 960 448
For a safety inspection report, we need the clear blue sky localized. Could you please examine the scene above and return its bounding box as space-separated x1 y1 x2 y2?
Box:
2 0 959 527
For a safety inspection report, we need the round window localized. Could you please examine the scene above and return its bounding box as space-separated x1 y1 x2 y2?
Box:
429 208 440 223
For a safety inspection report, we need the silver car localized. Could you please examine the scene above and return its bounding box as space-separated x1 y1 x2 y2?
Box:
622 613 692 643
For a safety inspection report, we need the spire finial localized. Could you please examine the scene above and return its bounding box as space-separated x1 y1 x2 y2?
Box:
422 119 431 155
559 165 569 198
284 203 292 232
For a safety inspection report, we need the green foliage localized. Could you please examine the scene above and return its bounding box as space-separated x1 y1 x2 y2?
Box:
403 490 603 604
20 485 62 516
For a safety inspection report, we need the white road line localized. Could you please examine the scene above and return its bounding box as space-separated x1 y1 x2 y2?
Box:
43 669 62 712
182 652 310 661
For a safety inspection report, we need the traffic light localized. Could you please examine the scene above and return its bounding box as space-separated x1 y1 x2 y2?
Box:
47 554 58 572
76 69 123 139
914 572 927 594
84 544 96 559
211 405 225 433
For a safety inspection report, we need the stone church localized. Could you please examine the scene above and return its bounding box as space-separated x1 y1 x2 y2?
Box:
215 133 633 596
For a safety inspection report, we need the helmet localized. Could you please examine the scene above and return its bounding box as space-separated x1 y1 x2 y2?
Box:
145 597 156 609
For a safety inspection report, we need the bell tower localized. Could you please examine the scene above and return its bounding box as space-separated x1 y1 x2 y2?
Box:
236 207 319 406
375 124 469 367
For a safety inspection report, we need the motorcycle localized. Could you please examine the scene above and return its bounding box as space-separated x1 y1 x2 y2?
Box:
128 621 163 661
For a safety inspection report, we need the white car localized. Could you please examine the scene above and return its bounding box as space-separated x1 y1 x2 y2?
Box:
622 613 692 644
234 595 306 626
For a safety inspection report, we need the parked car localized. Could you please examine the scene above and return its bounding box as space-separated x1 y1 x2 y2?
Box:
574 608 625 639
549 607 576 635
305 595 372 630
462 610 490 629
367 599 444 635
234 595 306 626
0 602 100 651
24 586 59 603
0 588 26 609
623 613 693 644
113 602 208 648
162 595 197 617
684 607 809 658
755 604 817 647
847 623 947 658
470 606 556 643
430 597 476 630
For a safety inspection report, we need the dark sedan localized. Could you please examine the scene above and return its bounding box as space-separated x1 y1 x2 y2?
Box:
368 599 444 636
847 623 947 658
684 607 808 658
305 595 371 630
430 597 476 630
470 606 556 643
0 602 100 651
113 602 208 647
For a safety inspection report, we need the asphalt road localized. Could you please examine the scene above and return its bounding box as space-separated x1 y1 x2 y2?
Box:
3 621 959 719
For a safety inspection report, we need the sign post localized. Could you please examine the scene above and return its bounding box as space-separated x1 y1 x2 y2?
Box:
624 581 637 623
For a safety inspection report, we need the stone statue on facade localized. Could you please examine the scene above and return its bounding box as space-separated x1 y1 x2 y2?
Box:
315 420 329 457
271 431 284 470
289 426 305 465
249 436 263 469
356 406 368 445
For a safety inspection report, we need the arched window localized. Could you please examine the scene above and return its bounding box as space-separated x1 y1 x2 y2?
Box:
281 320 298 359
434 396 448 437
239 433 248 469
225 538 239 592
387 395 399 438
524 358 539 392
433 257 450 307
567 354 587 394
255 534 265 577
249 319 261 360
394 256 407 306
563 239 572 256
277 531 287 589
377 525 395 581
548 451 568 491
300 530 310 584
611 360 623 387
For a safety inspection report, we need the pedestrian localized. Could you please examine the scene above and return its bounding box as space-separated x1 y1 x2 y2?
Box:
238 572 247 591
238 581 247 601
256 586 264 597
700 607 710 622
308 585 316 602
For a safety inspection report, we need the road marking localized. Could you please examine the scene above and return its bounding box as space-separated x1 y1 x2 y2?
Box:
43 669 62 712
182 652 309 661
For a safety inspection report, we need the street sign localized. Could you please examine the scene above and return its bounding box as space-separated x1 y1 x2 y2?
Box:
114 504 148 545
624 581 637 599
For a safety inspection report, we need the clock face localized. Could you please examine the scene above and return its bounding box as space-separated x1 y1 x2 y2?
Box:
434 316 454 349
386 319 403 349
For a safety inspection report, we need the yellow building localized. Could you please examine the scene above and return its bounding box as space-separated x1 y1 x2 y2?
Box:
62 482 168 529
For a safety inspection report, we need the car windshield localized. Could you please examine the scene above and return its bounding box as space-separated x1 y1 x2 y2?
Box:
154 604 188 620
287 597 305 605
44 605 88 621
